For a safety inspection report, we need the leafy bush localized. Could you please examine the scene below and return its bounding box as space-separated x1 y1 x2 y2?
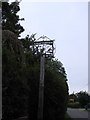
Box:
77 91 90 108
2 30 29 119
68 102 80 108
28 59 69 120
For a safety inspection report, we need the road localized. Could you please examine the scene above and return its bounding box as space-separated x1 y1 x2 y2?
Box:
67 108 90 120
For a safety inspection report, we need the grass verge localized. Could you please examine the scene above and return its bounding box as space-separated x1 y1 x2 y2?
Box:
64 113 72 120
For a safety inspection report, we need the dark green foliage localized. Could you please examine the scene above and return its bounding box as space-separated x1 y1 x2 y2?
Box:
2 31 69 119
77 91 90 108
68 92 90 109
22 35 69 120
2 30 29 120
44 59 68 120
2 2 69 119
2 2 24 37
27 63 40 120
22 37 40 119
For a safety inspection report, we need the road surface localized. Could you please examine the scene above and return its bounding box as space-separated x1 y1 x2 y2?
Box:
67 108 90 120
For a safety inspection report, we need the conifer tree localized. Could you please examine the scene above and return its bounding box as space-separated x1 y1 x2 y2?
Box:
2 1 24 37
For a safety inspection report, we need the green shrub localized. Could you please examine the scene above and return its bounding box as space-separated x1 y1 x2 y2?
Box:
28 60 69 120
68 102 80 108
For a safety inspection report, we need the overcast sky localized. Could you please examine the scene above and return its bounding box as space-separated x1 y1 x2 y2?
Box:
10 1 88 94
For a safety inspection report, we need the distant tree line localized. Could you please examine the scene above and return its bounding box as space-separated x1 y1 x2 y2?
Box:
2 1 69 120
68 91 90 108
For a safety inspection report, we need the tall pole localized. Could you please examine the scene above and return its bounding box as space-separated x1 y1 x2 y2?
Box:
31 35 55 120
38 55 45 120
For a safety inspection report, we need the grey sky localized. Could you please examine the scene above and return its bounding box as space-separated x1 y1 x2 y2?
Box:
14 1 88 94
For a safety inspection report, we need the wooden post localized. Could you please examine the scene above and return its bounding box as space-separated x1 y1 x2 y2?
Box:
38 55 45 120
